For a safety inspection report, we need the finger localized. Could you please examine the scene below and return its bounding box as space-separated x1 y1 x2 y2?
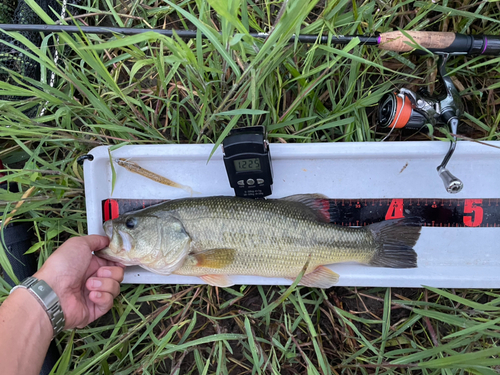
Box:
73 235 110 252
97 266 125 283
86 277 121 298
97 259 127 269
89 291 114 314
93 255 124 269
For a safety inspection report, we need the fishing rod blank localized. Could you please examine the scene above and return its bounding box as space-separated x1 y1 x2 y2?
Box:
2 25 500 55
0 24 378 45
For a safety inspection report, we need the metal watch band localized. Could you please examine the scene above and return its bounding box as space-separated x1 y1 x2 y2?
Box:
10 277 65 337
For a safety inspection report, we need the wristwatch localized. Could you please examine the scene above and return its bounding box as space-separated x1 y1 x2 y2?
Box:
10 277 65 338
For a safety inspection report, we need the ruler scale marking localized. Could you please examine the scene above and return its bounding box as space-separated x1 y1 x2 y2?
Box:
101 198 500 227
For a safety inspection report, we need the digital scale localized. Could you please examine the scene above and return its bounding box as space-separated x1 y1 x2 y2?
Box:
84 140 500 288
222 126 273 198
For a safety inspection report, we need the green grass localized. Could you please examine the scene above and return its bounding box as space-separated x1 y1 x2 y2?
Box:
1 0 500 373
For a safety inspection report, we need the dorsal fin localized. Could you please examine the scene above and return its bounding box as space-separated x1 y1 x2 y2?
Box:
280 194 331 222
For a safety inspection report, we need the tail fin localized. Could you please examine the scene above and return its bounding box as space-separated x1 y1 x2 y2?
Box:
367 218 421 268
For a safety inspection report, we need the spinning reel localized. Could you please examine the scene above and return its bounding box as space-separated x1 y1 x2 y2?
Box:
378 54 464 194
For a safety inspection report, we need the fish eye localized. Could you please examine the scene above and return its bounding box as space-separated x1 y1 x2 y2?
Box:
125 217 137 229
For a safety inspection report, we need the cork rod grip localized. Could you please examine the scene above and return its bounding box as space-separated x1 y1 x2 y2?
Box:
378 31 456 52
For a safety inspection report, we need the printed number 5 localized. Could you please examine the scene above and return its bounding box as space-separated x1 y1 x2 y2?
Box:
463 199 483 227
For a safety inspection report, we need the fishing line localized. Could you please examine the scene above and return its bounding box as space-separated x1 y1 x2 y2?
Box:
381 94 405 142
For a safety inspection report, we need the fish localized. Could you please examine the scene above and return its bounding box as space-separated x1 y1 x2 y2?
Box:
116 158 199 196
98 194 420 288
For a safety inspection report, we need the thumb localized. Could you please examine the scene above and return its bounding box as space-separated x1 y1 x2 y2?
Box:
78 235 110 252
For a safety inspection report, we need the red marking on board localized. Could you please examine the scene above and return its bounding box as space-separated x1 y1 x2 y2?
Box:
463 199 483 227
385 199 404 220
103 199 119 221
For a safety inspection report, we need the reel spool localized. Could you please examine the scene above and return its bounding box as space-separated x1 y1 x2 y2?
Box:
378 90 437 130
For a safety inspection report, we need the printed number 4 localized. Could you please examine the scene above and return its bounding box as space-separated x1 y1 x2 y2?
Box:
385 199 404 220
463 199 483 227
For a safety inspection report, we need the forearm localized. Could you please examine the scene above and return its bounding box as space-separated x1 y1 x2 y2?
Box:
0 288 53 375
0 235 123 375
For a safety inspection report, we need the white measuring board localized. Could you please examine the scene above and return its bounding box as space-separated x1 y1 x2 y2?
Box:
84 141 500 288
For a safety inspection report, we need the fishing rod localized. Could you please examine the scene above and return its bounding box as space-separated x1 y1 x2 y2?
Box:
2 24 499 193
2 24 500 55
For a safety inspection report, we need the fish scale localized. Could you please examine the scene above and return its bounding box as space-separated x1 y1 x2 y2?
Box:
99 195 420 287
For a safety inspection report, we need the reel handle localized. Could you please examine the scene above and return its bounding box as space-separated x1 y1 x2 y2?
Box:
436 118 463 194
437 167 463 194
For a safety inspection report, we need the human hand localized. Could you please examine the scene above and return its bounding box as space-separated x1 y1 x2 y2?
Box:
34 235 124 330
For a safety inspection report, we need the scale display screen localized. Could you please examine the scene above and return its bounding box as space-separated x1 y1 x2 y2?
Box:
234 158 261 172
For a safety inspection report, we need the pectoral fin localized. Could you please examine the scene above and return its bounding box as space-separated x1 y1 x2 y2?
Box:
288 266 339 288
192 248 236 269
200 274 234 287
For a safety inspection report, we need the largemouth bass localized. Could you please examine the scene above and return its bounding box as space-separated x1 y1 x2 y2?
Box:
99 194 420 288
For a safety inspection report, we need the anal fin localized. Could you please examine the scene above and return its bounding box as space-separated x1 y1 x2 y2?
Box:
200 274 234 287
288 266 339 288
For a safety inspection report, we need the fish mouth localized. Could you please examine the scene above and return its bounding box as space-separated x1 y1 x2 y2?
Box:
104 220 114 238
97 247 137 266
96 247 120 262
102 220 135 254
118 230 133 252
